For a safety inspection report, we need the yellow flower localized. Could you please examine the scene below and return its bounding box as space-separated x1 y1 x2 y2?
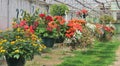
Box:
12 22 17 25
17 28 20 32
0 50 6 53
39 44 46 49
0 42 2 45
0 46 3 49
6 28 10 31
16 36 20 39
39 48 42 51
43 45 46 49
14 50 20 53
32 44 37 47
2 39 7 43
11 41 15 45
0 30 2 33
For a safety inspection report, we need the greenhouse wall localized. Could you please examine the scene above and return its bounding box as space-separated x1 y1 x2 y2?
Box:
0 0 47 30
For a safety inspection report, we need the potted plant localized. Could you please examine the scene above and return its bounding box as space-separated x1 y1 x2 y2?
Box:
50 4 69 16
0 20 46 66
35 13 68 46
95 23 115 41
35 13 58 47
53 16 68 43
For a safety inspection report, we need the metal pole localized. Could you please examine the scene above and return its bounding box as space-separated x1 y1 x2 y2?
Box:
7 0 9 28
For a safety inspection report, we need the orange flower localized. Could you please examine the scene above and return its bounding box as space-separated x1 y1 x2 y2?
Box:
79 19 86 24
59 19 65 25
48 21 58 29
54 16 65 25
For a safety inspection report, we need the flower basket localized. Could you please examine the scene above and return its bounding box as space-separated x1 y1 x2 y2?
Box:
42 37 55 48
55 36 65 43
5 56 25 66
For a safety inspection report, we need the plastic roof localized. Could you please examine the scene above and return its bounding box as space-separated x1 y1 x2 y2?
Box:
46 0 112 10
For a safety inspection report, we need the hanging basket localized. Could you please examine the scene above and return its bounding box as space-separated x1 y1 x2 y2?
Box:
55 36 65 43
5 56 25 66
42 37 55 48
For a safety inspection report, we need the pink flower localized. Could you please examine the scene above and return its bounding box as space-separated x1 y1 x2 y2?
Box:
20 20 27 27
24 25 29 30
30 25 34 33
46 26 52 32
13 24 19 28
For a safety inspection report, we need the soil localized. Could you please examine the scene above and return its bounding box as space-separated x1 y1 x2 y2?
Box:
25 45 74 66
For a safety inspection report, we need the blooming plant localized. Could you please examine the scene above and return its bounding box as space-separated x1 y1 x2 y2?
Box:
95 23 115 41
76 9 88 18
65 19 85 38
0 11 46 60
0 29 45 60
65 19 95 50
36 14 67 39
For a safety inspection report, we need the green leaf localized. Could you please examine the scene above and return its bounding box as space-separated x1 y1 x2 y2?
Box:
14 54 20 59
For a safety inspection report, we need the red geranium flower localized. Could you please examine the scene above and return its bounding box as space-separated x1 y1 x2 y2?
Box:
20 20 27 27
39 13 46 18
45 15 53 22
81 9 88 14
24 25 29 30
30 25 34 33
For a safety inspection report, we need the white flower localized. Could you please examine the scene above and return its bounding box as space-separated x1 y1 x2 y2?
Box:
73 30 82 39
86 23 96 32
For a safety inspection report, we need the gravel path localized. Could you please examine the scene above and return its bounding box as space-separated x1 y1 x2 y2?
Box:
110 46 120 66
110 35 120 66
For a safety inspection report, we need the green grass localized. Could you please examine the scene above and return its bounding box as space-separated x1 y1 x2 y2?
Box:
57 40 120 66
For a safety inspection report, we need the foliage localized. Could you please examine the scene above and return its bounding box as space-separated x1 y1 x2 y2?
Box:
100 14 115 23
57 39 120 66
50 4 69 16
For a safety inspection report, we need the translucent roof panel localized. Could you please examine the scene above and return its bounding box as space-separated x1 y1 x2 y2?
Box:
46 0 113 13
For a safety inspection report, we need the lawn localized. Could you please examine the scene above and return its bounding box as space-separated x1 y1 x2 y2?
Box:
57 39 120 66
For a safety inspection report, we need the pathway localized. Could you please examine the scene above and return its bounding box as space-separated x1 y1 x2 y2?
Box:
110 35 120 66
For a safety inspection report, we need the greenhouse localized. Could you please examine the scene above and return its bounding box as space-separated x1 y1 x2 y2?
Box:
0 0 120 66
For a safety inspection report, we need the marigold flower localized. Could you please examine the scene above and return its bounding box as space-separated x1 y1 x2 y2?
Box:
0 46 3 49
14 50 20 53
2 39 7 43
39 48 42 51
0 42 2 45
11 41 15 45
0 50 6 53
32 44 37 47
17 28 21 32
16 36 20 39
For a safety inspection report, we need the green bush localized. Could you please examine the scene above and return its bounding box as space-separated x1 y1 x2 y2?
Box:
100 14 115 23
50 4 69 16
